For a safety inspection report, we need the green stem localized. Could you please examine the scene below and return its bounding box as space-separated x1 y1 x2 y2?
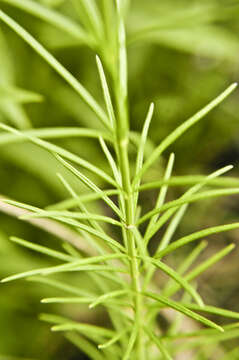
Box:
116 101 144 359
111 4 145 359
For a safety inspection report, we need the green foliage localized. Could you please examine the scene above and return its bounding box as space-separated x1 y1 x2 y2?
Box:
0 1 239 359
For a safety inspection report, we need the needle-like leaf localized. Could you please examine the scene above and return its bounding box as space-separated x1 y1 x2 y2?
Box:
0 122 116 186
66 332 106 360
145 165 233 244
3 198 125 252
122 325 137 360
27 276 95 297
144 153 174 238
133 103 154 211
138 187 239 225
99 137 121 186
0 0 92 45
96 56 116 129
155 244 235 301
138 175 239 191
52 322 115 338
22 209 123 227
54 154 124 220
89 289 128 308
144 257 204 307
144 291 223 332
133 83 237 187
0 9 110 128
155 224 239 259
144 327 172 360
181 303 239 320
0 127 112 145
10 236 74 262
162 240 208 294
98 328 129 349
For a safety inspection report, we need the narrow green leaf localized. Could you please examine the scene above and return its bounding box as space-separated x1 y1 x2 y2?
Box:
0 10 109 128
156 205 187 254
129 225 149 260
133 83 237 187
122 325 137 360
46 189 120 210
144 327 172 360
62 242 81 257
1 266 56 283
128 4 218 45
0 122 116 186
2 198 125 252
39 313 69 325
56 172 107 241
138 188 239 225
144 152 174 237
40 253 128 275
135 103 154 178
22 209 123 227
2 264 127 283
155 224 239 259
96 56 116 129
145 165 233 244
144 291 223 332
10 236 74 262
34 214 125 253
185 244 235 283
89 289 128 308
143 204 191 291
134 103 154 211
0 84 43 103
162 244 235 299
99 137 121 186
98 328 129 349
66 332 105 360
183 328 239 345
72 0 104 41
27 276 94 297
43 253 126 269
52 322 115 338
0 99 31 129
55 154 124 220
42 264 128 276
0 127 112 146
129 131 156 159
41 297 93 304
162 322 239 340
42 291 128 305
138 175 239 191
1 253 127 282
145 257 204 307
181 303 239 320
50 316 115 352
116 1 128 106
0 0 91 44
163 240 208 294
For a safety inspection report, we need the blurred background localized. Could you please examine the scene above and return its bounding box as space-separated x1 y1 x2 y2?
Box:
0 0 239 359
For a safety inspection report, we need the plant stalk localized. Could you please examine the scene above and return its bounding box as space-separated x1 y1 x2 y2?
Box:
111 4 145 358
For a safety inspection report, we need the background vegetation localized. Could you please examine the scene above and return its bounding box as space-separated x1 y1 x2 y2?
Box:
1 0 239 359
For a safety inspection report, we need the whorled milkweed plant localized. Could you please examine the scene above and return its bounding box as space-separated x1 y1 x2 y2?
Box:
0 1 239 359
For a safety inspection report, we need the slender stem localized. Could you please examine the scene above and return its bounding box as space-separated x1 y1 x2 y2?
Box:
111 3 145 359
115 94 144 360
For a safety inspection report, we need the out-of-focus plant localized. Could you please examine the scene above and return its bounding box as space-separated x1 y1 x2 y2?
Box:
0 1 239 359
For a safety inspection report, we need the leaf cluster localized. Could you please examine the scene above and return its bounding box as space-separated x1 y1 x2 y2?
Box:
0 1 239 359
